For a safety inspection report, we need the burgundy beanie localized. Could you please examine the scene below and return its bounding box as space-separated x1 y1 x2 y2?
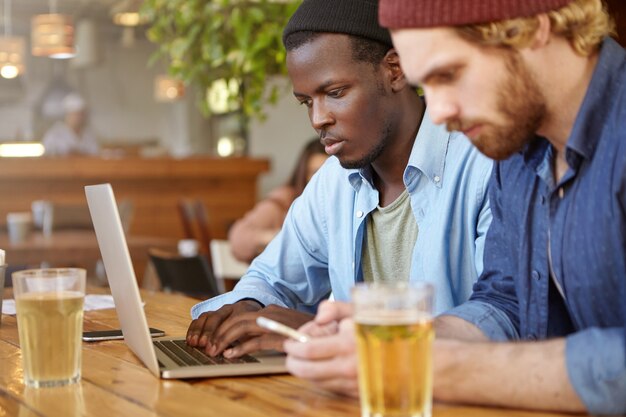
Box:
379 0 575 29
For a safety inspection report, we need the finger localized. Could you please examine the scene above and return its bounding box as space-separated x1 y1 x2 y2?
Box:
338 318 355 333
223 334 286 358
315 301 354 325
298 320 339 337
213 305 310 354
186 315 208 346
210 312 265 355
193 308 235 351
187 310 232 347
285 349 358 381
284 330 356 361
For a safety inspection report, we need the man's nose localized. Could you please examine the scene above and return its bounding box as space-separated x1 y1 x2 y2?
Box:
310 100 333 130
424 89 460 126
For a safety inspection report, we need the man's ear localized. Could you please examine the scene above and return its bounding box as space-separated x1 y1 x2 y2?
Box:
383 49 407 93
530 14 552 49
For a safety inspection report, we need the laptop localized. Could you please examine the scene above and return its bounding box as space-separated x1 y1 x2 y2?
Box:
85 183 286 379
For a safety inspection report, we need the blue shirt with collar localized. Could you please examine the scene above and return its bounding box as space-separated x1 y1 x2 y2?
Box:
192 113 492 318
446 38 626 414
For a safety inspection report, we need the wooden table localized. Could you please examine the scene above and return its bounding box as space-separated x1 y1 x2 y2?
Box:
0 289 590 417
0 230 177 285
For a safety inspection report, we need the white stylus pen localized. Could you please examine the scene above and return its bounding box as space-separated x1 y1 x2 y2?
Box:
256 316 310 343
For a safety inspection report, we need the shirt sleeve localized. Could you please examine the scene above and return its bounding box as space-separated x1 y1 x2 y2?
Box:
565 327 626 415
472 160 494 277
191 166 332 319
442 300 519 341
464 162 521 331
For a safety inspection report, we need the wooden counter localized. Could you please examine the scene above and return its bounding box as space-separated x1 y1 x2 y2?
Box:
0 156 269 240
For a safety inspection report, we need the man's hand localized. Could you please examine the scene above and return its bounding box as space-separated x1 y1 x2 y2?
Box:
186 300 313 358
284 301 359 397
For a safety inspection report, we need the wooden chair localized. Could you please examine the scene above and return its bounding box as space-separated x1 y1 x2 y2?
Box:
148 248 222 299
177 199 213 264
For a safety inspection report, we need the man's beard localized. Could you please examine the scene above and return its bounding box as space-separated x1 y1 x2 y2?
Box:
338 123 393 169
448 51 547 161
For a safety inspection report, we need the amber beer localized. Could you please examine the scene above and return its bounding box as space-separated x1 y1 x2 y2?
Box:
13 268 86 388
16 292 84 387
352 283 434 417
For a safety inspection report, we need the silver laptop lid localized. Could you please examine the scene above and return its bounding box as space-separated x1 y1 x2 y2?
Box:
85 183 160 376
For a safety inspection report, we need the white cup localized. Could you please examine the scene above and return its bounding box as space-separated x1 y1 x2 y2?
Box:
178 239 199 257
31 200 47 228
7 212 32 244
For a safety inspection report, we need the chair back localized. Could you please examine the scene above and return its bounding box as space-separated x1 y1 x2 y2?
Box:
148 248 222 299
209 239 249 282
177 199 212 261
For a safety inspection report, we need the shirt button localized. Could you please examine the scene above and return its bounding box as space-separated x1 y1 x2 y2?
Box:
433 175 441 183
531 270 540 281
356 211 364 218
352 262 355 270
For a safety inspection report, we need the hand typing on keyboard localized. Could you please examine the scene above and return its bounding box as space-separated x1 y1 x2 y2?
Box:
186 301 314 359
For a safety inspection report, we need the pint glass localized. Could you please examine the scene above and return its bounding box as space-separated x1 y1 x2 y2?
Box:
13 268 85 388
352 282 434 417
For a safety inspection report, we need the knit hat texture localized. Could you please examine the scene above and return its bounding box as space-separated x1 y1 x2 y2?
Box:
283 0 392 48
379 0 574 29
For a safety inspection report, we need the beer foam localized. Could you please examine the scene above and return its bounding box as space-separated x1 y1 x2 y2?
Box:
355 311 431 325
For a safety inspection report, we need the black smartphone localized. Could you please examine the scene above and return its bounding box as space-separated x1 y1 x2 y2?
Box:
82 328 165 342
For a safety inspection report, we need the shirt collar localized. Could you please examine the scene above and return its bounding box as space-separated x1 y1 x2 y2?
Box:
348 109 451 190
567 38 625 161
521 38 625 174
406 110 450 188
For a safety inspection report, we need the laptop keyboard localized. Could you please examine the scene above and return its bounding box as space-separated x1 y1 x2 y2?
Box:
154 340 259 367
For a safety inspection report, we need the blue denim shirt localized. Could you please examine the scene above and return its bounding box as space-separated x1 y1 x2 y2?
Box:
192 113 492 317
446 38 626 415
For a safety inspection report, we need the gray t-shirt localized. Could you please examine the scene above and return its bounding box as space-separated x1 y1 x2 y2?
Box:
362 189 418 283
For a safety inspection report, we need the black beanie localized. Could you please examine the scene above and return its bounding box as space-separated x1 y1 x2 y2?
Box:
282 0 392 48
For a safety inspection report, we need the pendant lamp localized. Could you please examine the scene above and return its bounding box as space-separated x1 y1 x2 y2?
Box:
0 0 25 79
31 0 75 59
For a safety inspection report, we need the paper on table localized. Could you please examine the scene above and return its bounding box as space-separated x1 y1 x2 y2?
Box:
1 294 116 315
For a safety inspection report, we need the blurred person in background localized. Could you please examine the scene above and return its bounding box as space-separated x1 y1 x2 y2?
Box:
42 93 100 156
228 137 327 263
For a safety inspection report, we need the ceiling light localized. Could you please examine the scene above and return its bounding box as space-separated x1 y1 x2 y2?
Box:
0 142 45 157
0 37 25 79
111 0 147 27
31 14 75 59
154 75 185 102
0 0 25 79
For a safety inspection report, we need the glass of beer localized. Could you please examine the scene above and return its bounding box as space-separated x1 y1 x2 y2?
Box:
352 282 434 417
13 268 86 388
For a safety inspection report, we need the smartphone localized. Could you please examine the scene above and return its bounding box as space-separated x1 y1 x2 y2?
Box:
82 328 165 342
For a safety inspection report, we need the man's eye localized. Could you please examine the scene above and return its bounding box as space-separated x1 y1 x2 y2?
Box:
328 88 345 98
299 99 312 108
431 71 457 84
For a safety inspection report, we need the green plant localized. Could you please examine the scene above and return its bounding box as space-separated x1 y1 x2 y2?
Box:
142 0 300 120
